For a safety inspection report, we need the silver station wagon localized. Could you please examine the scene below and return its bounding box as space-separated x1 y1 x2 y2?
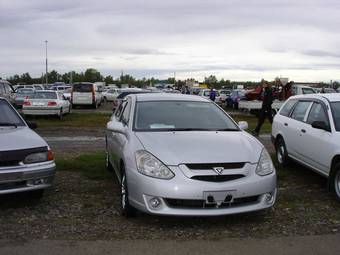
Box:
105 94 277 216
0 97 56 198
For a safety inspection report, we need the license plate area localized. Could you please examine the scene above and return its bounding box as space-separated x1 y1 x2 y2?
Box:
203 190 236 208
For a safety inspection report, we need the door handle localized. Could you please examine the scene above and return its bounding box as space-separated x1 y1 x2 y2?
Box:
301 129 306 133
284 123 288 126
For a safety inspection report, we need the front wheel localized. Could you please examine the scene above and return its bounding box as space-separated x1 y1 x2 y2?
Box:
332 164 340 202
59 108 63 120
275 137 289 166
120 167 136 217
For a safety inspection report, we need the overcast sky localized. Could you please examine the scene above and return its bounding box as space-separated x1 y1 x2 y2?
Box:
1 0 340 82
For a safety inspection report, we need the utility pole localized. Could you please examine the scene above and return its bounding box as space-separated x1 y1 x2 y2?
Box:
45 40 48 85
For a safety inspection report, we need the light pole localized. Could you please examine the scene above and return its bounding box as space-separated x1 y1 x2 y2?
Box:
45 40 48 85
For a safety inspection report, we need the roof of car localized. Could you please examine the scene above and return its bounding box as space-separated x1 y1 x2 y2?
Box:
290 93 340 102
133 93 209 102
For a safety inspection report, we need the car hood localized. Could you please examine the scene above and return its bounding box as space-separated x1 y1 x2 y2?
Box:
0 127 48 151
135 131 263 165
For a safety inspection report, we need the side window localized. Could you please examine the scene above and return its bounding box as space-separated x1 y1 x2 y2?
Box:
0 83 4 94
121 100 132 125
280 99 297 117
115 101 127 119
307 102 329 125
4 84 10 94
291 101 312 122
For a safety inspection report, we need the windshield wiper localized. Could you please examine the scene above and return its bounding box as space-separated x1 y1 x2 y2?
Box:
0 122 18 128
215 128 239 131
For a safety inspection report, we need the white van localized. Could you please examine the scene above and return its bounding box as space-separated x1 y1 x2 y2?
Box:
71 82 103 108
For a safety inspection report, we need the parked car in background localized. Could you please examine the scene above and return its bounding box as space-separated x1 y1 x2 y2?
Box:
14 85 35 91
191 87 202 95
103 88 121 102
22 91 71 119
71 82 103 108
0 97 56 198
198 89 222 105
32 84 44 91
291 85 316 95
321 88 337 94
272 94 340 201
219 89 231 103
106 93 276 216
226 89 246 109
0 80 15 104
14 88 35 108
51 85 72 92
62 87 72 101
113 88 149 111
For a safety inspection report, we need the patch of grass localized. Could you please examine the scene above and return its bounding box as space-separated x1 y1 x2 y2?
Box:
56 152 112 180
231 114 272 133
24 113 111 128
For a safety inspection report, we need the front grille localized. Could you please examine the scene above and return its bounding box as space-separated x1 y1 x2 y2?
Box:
0 181 26 190
185 162 245 170
165 195 260 209
191 174 245 182
0 160 21 167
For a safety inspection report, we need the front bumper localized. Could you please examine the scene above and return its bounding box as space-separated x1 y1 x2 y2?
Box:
0 161 56 195
127 163 277 216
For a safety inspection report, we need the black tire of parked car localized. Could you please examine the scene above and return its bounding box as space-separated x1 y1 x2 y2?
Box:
93 102 98 109
331 163 340 202
59 108 63 120
120 164 137 217
233 102 239 110
275 137 289 166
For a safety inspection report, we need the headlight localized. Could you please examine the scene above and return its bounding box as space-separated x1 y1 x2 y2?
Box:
24 149 54 164
135 150 174 179
256 149 275 176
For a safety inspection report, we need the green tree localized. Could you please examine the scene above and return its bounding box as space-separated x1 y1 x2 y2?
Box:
84 68 103 82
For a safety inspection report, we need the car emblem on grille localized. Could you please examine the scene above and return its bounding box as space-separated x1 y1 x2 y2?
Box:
212 167 224 175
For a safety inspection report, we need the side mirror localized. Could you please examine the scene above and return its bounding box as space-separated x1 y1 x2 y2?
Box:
311 121 330 132
27 121 38 130
238 121 248 130
107 121 125 134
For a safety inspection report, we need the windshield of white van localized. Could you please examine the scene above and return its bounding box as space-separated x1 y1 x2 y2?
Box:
73 84 93 92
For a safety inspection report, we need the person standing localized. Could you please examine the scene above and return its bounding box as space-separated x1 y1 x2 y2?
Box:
209 87 216 101
252 80 274 136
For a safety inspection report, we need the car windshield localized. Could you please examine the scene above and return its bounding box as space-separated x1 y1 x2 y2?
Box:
73 84 93 92
0 99 25 127
331 102 340 132
134 101 239 131
31 92 57 99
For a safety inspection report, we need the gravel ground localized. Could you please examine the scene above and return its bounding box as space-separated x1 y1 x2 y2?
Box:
0 127 339 241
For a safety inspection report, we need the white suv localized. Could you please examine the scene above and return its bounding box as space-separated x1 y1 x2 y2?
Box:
272 94 340 201
71 82 103 108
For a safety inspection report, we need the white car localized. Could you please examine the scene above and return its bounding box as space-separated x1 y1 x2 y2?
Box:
272 94 340 201
71 82 103 108
106 93 276 216
103 88 120 102
23 90 71 119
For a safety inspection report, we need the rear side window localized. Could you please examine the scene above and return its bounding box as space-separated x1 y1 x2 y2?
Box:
280 99 297 117
73 84 93 92
307 102 329 125
115 101 127 118
291 101 312 122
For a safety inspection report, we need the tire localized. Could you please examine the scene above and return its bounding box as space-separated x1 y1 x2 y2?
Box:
59 108 63 120
331 163 340 202
275 137 289 166
93 102 98 109
106 152 114 172
30 189 44 199
120 166 136 217
233 102 239 110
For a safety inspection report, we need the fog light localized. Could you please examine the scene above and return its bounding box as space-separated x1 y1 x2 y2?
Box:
149 197 161 208
264 193 274 204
